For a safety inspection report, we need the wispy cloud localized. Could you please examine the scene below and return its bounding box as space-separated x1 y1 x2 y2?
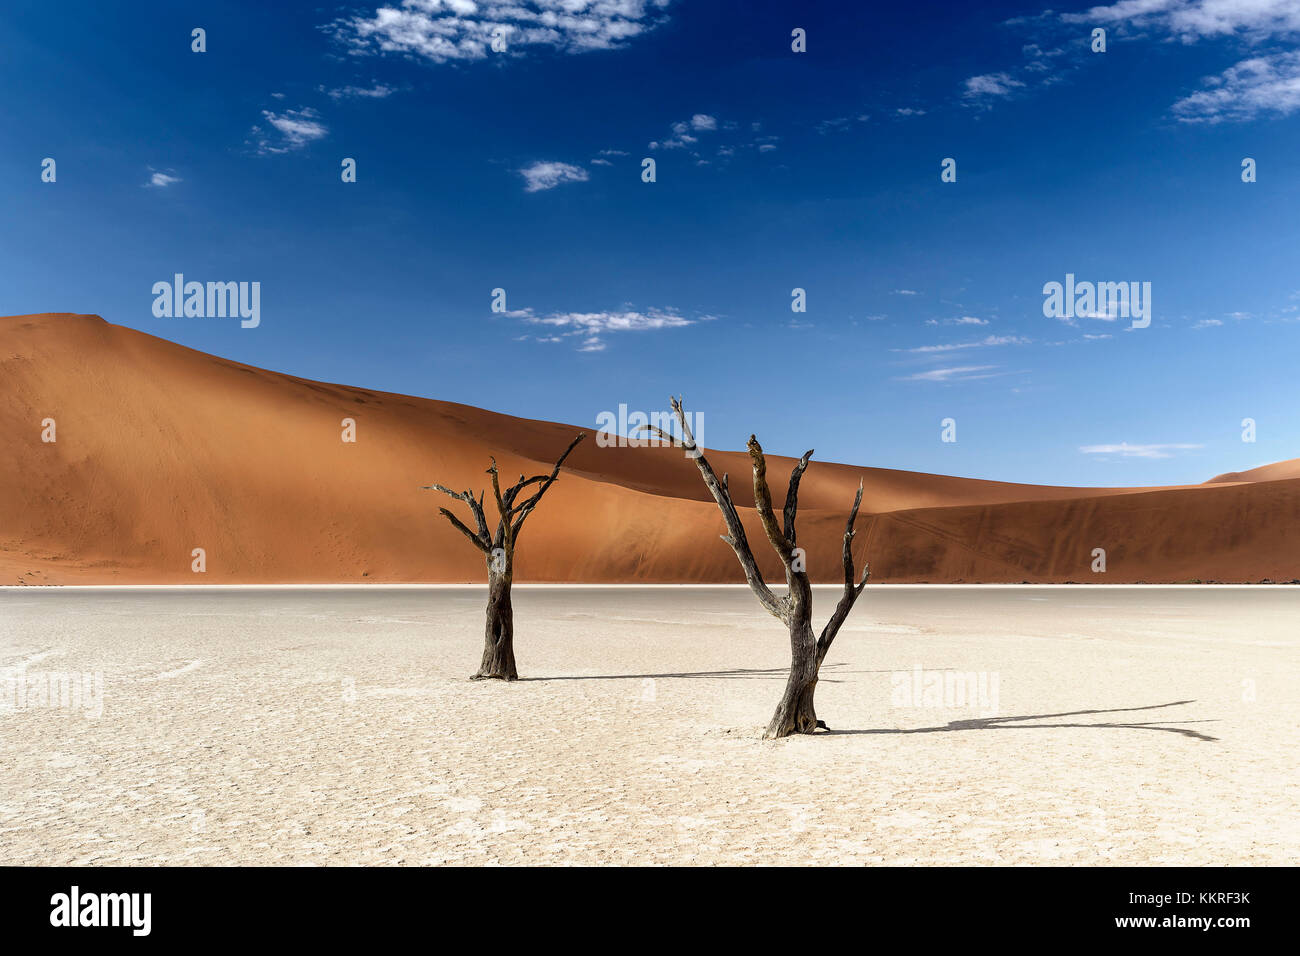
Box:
962 72 1024 104
329 0 674 64
144 170 181 188
1080 442 1203 459
321 82 394 100
815 114 869 134
250 107 328 154
900 365 1002 382
519 160 589 192
958 26 1080 114
1063 0 1300 42
1193 318 1224 328
1172 51 1300 123
1055 2 1300 123
510 305 695 351
640 113 777 163
1021 43 1065 74
650 113 718 150
900 334 1029 354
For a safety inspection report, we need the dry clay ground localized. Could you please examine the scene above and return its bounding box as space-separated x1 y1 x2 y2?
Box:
1 586 1295 865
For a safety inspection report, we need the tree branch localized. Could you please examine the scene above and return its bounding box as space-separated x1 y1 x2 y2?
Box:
437 507 491 553
818 480 869 660
423 483 493 551
503 474 547 510
668 398 786 622
638 424 684 447
487 458 511 552
747 436 796 567
510 433 586 539
782 449 814 547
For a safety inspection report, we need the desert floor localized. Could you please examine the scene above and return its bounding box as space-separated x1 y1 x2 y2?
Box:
1 585 1295 865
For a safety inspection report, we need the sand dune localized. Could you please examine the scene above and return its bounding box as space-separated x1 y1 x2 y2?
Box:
3 312 1296 584
1205 458 1300 484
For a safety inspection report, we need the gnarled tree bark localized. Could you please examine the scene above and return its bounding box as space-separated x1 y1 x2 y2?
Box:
424 433 584 680
646 398 868 738
480 568 516 679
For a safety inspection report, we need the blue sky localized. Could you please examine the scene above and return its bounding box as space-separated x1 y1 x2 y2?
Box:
3 0 1299 486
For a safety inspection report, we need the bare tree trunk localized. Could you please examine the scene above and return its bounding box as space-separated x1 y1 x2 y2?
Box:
426 433 583 681
474 570 517 680
765 579 824 738
766 618 822 738
654 398 869 739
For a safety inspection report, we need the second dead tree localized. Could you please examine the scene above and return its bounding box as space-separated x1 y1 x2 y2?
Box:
647 399 869 738
424 433 584 681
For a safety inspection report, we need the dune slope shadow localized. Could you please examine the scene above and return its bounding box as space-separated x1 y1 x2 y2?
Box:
828 700 1218 741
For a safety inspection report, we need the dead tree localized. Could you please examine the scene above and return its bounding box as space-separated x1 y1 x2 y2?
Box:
423 434 584 681
645 398 868 738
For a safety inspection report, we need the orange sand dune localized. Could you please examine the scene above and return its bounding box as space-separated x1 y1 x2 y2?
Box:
3 313 1296 584
1206 458 1300 484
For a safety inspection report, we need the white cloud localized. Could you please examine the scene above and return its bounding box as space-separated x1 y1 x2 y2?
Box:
250 107 328 154
816 115 870 133
527 308 692 333
1079 442 1203 458
963 72 1024 101
519 160 589 192
900 365 1002 382
1193 318 1224 327
1063 0 1300 42
953 315 988 325
896 107 926 116
322 82 395 100
1172 51 1300 122
512 305 694 350
901 334 1030 353
1022 43 1065 72
651 113 719 150
145 171 181 188
330 0 674 63
892 288 920 296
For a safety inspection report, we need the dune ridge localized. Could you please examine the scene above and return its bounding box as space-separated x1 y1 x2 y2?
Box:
3 313 1297 584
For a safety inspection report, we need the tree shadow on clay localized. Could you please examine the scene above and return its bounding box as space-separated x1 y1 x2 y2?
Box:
826 700 1219 741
